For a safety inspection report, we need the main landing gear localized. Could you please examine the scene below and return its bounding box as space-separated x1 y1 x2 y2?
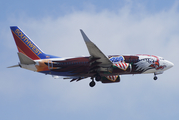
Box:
89 75 101 87
95 75 101 81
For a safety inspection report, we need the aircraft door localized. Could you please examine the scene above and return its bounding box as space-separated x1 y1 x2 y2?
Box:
125 63 132 73
129 64 132 73
48 60 53 69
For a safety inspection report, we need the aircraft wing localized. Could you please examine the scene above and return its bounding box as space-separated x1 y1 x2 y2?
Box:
80 30 113 67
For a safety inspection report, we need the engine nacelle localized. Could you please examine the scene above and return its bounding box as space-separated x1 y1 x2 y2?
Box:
101 75 120 83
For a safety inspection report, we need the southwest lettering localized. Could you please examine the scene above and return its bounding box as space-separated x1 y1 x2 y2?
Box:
28 41 33 48
15 29 20 34
22 36 28 42
35 49 39 53
38 51 42 55
32 45 36 51
15 28 42 56
25 38 29 43
19 32 23 39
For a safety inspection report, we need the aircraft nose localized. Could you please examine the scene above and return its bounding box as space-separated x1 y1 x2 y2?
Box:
165 60 174 69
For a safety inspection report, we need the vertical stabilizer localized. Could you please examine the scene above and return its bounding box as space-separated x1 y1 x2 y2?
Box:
10 26 47 60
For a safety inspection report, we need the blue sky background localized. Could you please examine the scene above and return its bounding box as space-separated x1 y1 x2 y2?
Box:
1 0 179 120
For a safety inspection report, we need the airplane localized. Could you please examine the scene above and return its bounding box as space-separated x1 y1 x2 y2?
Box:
8 26 174 87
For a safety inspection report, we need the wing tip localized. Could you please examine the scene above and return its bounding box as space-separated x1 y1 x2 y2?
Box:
80 29 84 35
7 64 20 68
80 29 91 42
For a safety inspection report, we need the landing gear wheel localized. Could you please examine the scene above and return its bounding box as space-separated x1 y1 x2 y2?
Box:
89 81 96 87
95 75 101 81
154 76 157 80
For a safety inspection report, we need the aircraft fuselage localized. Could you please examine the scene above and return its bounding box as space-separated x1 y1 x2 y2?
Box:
9 26 174 87
23 54 173 80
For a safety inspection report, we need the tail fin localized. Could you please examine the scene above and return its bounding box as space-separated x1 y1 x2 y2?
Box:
10 26 50 60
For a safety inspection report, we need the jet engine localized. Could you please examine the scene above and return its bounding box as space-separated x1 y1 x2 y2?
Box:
101 75 120 83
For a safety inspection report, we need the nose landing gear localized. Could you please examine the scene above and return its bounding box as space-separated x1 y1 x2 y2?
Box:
153 73 158 80
154 76 158 80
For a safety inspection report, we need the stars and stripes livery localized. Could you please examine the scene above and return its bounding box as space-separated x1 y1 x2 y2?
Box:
8 26 174 87
114 62 129 70
106 75 119 81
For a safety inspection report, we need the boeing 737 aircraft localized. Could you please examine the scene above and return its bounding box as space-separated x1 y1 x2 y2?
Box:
9 26 174 87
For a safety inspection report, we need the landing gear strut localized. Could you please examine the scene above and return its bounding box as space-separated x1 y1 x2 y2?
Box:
95 74 101 81
89 74 102 87
153 74 158 80
89 78 96 87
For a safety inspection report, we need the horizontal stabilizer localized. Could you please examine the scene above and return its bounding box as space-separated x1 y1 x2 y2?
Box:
18 52 35 64
7 64 20 68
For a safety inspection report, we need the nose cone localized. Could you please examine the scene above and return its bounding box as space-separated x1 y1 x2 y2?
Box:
165 60 174 69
